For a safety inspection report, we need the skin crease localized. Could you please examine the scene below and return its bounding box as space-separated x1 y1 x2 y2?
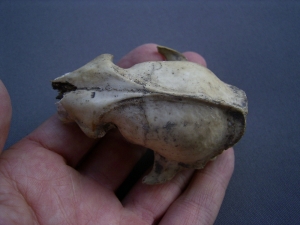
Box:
0 44 234 225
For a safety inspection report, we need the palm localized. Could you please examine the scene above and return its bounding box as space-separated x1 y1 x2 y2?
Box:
0 44 234 225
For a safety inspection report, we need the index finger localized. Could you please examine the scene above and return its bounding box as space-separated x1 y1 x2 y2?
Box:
20 114 97 167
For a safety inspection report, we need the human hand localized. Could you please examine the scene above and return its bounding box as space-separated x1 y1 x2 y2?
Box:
0 44 234 225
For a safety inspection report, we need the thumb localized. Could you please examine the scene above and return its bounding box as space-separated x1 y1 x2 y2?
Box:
0 80 12 152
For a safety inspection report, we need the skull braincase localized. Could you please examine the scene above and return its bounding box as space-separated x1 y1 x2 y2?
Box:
52 46 248 184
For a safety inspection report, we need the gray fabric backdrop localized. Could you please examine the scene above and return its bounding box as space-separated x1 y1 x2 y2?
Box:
1 1 299 224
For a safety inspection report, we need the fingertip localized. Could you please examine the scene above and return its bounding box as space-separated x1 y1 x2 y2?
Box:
0 80 12 112
183 51 207 67
223 147 235 169
197 147 235 186
218 147 235 178
117 43 164 68
0 80 12 151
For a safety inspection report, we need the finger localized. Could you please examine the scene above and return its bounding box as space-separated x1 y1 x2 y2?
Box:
160 148 235 225
117 43 164 68
183 51 207 67
117 44 207 68
77 129 147 190
0 80 12 152
122 169 195 224
14 114 97 167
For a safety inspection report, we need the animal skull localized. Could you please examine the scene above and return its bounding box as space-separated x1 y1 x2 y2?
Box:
52 46 248 184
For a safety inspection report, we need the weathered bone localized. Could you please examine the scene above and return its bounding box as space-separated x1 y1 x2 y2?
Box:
52 46 248 184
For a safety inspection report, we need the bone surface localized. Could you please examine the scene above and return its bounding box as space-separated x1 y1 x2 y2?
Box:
52 46 248 184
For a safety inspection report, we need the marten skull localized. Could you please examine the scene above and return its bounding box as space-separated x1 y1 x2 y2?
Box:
52 46 248 184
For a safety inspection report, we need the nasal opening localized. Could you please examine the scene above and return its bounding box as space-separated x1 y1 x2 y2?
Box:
52 81 77 99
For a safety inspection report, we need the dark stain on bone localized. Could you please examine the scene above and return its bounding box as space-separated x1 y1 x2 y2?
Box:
134 79 145 86
91 92 95 98
163 121 176 131
178 162 190 168
142 124 150 132
105 84 112 91
154 161 163 174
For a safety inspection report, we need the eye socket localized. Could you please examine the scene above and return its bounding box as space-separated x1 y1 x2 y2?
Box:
52 82 77 99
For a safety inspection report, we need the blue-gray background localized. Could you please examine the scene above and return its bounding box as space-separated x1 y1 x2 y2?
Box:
1 1 299 224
